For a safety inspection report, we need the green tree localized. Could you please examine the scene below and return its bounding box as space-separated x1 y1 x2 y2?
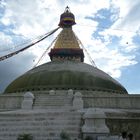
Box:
17 133 33 140
60 131 71 140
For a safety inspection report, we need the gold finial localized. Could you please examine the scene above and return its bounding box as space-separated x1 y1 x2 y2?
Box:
58 6 76 28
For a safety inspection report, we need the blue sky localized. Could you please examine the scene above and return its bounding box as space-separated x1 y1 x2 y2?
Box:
0 0 140 94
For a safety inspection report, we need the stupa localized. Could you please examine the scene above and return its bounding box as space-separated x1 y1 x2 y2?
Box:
5 6 127 95
0 6 140 140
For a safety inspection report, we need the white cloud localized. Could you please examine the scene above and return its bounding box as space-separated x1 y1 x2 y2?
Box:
111 0 140 32
93 48 137 78
92 0 140 78
0 32 13 52
1 0 60 37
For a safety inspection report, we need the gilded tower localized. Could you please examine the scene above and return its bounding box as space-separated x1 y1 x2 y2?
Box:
49 6 84 62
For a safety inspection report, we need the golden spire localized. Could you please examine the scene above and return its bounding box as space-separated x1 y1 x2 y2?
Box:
49 6 84 62
54 28 80 49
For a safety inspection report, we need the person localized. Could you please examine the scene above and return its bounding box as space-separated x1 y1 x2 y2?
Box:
128 133 134 140
119 131 127 140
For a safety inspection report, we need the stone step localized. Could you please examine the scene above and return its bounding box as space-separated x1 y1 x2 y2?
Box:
35 96 72 99
34 101 71 107
0 124 81 131
0 122 81 127
33 95 73 107
35 100 70 102
0 110 81 115
0 130 80 140
0 117 81 122
34 103 71 107
0 113 81 119
0 110 82 140
0 112 81 116
0 127 81 132
0 135 79 140
0 118 81 123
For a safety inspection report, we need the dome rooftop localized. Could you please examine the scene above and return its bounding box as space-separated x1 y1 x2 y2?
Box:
5 61 127 94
